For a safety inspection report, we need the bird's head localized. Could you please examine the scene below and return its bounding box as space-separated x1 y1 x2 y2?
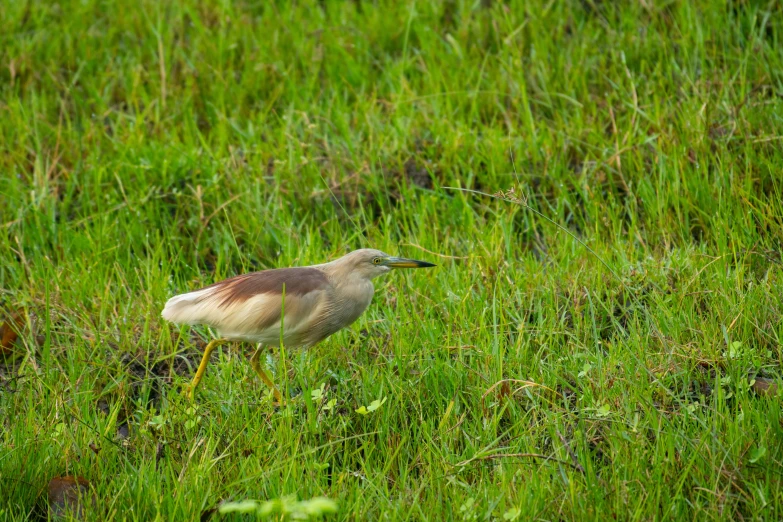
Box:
338 248 436 280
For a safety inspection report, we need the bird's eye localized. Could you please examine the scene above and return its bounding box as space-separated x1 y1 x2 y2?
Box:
372 257 381 265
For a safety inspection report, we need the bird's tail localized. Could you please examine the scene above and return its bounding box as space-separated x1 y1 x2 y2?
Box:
160 288 211 325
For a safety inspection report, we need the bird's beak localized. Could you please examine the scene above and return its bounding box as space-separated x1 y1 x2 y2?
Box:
382 256 436 268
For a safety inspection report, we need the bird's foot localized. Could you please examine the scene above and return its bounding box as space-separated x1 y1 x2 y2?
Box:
180 383 197 402
266 389 301 409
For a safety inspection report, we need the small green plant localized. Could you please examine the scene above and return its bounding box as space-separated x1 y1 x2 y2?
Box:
355 397 387 416
459 497 479 521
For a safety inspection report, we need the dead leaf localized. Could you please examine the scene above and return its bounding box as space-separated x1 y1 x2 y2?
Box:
752 378 780 397
48 475 92 519
0 309 24 355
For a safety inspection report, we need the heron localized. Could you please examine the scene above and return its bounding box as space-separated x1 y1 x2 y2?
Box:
161 248 435 401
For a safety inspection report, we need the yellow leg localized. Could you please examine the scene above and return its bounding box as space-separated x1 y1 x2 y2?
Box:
249 347 284 404
185 338 226 401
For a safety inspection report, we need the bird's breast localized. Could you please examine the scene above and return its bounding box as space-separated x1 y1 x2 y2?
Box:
303 279 374 345
338 281 375 324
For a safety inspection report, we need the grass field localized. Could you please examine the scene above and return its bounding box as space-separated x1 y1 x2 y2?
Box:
2 0 783 520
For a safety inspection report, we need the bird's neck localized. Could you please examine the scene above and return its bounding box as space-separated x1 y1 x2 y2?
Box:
328 271 375 325
332 269 374 292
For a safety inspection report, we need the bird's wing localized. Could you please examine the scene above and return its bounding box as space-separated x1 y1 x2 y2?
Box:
161 267 332 344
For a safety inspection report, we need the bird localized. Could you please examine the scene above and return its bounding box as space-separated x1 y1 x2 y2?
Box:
161 248 435 401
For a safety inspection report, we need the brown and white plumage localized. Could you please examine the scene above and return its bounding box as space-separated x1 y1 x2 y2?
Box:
162 248 434 348
163 248 434 401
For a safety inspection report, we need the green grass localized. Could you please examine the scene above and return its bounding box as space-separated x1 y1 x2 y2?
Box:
2 0 783 519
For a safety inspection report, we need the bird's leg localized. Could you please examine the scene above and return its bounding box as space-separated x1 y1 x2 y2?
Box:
249 346 284 404
185 338 227 401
